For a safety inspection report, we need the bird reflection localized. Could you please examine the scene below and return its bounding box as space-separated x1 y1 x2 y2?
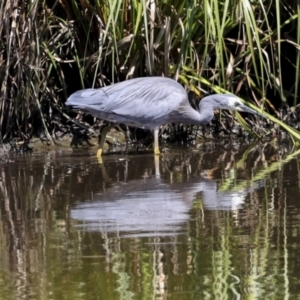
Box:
71 155 259 237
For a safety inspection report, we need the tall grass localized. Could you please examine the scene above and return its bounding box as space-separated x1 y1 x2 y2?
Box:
0 0 300 142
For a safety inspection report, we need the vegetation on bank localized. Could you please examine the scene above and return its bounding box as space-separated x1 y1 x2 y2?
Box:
1 0 300 145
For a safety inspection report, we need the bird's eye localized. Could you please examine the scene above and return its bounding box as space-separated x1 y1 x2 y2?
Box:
234 102 240 107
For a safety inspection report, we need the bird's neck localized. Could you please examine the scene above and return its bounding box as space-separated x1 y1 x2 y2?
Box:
176 105 214 125
197 101 214 124
168 103 214 125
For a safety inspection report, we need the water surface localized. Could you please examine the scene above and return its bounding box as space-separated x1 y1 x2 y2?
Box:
0 143 300 299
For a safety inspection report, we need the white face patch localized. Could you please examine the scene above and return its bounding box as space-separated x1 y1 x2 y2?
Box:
227 97 238 107
222 96 243 111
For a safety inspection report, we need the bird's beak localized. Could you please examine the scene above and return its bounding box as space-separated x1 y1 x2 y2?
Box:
238 104 263 116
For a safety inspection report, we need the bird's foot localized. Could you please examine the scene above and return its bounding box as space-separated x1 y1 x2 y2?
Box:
96 148 103 164
154 148 160 155
96 148 103 158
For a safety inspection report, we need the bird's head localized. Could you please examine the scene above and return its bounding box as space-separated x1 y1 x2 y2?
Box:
200 94 260 115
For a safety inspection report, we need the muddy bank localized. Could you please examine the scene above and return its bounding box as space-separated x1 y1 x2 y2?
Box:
0 112 291 156
0 130 271 157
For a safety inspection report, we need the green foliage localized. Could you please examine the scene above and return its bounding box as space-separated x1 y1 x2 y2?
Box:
0 0 300 141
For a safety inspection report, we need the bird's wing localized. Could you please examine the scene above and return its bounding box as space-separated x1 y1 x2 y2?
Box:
66 77 188 126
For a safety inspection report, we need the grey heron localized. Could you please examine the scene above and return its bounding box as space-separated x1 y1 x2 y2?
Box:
65 77 260 156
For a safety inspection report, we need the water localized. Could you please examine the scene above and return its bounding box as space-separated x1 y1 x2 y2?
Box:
0 143 300 299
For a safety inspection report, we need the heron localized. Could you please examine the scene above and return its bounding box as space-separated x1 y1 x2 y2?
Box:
65 77 260 156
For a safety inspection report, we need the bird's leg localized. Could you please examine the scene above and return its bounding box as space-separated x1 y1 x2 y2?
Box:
97 125 113 158
125 126 130 153
153 128 160 155
154 155 161 177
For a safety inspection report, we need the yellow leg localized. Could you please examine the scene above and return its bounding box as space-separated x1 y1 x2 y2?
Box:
154 155 160 177
97 125 113 158
153 129 160 155
96 148 102 158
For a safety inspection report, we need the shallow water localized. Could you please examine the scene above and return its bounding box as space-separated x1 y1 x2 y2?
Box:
0 142 300 299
